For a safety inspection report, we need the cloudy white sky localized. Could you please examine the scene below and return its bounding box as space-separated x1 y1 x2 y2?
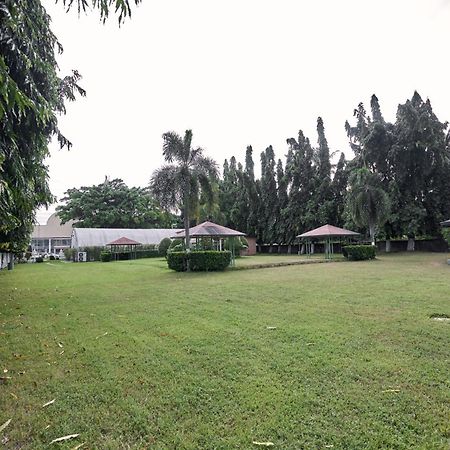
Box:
37 0 450 223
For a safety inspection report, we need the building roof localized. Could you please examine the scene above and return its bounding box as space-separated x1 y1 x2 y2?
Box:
72 228 181 248
440 219 450 227
107 236 142 246
174 221 246 238
32 213 76 239
297 224 360 239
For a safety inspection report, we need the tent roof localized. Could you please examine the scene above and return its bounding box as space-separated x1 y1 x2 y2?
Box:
107 236 141 246
174 221 246 238
72 228 181 248
297 224 360 239
440 219 450 227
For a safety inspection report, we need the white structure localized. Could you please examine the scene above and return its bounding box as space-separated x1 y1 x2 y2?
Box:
31 213 76 254
71 228 181 249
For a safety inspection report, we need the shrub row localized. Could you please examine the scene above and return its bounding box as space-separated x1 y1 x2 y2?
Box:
100 251 112 262
342 245 376 260
167 251 232 272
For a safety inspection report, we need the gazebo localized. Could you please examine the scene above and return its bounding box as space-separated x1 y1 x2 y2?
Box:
173 221 246 266
107 236 141 260
297 224 360 259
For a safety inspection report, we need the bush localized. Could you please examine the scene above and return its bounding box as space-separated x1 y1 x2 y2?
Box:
442 228 450 248
168 238 184 253
100 251 112 262
35 257 44 263
49 255 55 260
135 249 160 259
158 238 172 257
342 245 376 261
167 251 232 272
63 248 76 261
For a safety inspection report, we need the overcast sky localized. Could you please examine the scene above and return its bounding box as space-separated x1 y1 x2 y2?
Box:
37 0 450 223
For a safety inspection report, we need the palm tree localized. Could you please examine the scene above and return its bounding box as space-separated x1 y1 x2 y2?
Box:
150 130 218 251
347 167 390 245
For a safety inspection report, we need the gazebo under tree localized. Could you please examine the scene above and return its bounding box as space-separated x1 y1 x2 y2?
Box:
107 236 141 260
173 221 246 266
297 224 360 259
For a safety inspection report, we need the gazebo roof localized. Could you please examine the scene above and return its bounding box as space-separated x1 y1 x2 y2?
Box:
297 224 360 239
440 219 450 227
107 236 141 246
174 221 246 238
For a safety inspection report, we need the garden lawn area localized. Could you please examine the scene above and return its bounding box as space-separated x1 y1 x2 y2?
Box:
1 253 449 449
234 253 344 268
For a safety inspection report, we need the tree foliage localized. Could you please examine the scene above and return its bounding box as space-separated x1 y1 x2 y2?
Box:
57 178 173 228
150 130 218 250
0 0 140 252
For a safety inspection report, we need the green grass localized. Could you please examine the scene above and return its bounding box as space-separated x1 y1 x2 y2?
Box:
1 253 449 449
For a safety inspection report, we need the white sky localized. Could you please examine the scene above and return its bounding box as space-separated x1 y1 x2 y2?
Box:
37 0 450 223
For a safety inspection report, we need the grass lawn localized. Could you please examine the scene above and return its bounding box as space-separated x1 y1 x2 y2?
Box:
1 253 449 449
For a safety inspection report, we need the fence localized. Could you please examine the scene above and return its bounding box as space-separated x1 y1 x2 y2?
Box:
257 238 449 254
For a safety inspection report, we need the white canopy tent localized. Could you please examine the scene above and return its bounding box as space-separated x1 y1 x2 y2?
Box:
71 228 181 249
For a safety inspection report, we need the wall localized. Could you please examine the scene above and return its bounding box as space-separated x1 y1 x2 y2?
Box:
0 252 13 270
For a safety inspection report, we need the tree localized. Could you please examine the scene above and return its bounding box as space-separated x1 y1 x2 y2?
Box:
0 0 140 252
150 130 218 251
56 178 173 228
259 146 278 248
390 92 450 247
346 167 390 245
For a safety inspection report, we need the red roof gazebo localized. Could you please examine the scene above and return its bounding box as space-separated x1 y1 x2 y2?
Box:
107 236 141 260
173 221 246 266
297 224 360 259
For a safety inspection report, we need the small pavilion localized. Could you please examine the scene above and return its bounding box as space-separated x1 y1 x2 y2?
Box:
297 224 360 259
173 221 246 266
107 236 141 260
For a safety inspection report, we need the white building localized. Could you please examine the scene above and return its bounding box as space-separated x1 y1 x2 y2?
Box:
31 213 76 254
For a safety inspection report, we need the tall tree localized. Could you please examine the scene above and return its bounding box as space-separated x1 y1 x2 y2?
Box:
390 92 450 247
330 152 348 227
244 146 260 237
259 146 278 248
57 178 173 228
276 159 288 247
346 167 390 245
150 130 218 251
314 117 334 226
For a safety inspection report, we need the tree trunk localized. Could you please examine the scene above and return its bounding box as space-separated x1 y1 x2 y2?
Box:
184 205 190 271
385 240 391 253
369 222 376 246
407 237 415 252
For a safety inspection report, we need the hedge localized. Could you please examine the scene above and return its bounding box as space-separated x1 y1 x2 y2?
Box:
167 251 231 272
342 245 376 261
100 251 112 262
158 238 172 257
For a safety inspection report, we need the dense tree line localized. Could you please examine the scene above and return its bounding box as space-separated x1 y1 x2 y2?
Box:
212 93 450 248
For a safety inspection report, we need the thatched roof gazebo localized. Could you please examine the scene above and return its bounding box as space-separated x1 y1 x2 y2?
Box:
297 224 360 259
107 236 141 260
173 221 246 266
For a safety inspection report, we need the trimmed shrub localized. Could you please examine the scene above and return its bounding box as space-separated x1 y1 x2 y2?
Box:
168 238 184 253
136 249 160 259
158 238 172 257
167 251 232 272
49 255 56 260
100 251 112 262
63 248 76 261
35 257 44 263
343 245 376 261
